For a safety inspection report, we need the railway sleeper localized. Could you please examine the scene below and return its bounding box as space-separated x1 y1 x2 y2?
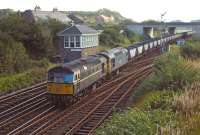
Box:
93 112 104 115
74 132 88 135
77 129 90 133
91 115 103 119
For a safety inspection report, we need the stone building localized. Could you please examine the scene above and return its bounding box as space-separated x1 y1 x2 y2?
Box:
22 6 71 24
57 24 99 62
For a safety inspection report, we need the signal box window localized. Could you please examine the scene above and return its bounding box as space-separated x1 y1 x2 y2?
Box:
64 36 69 48
76 36 80 47
70 36 75 47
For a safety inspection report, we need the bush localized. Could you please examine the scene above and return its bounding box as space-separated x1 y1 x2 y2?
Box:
153 53 200 90
134 52 200 93
173 82 200 115
132 74 160 100
0 31 31 75
141 91 177 129
142 91 175 111
96 109 154 135
0 68 47 93
99 25 143 48
96 42 200 135
0 14 54 59
30 58 50 68
180 40 200 60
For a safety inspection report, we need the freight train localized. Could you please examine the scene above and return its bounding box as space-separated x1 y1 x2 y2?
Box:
47 32 189 105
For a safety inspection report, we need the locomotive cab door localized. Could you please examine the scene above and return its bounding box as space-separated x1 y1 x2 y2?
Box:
75 70 81 93
102 63 105 73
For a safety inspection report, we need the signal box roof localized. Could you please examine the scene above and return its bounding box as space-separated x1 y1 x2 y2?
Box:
58 24 99 36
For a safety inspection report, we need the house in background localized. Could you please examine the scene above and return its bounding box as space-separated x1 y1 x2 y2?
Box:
22 6 71 24
57 24 99 62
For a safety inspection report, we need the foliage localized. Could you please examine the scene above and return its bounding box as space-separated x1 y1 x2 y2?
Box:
131 74 160 105
142 19 159 24
0 68 47 92
134 52 200 94
99 25 143 48
0 9 13 18
0 13 52 59
96 109 154 135
0 30 52 76
0 13 67 59
71 8 126 25
140 91 177 129
119 19 136 26
142 91 175 111
173 82 200 115
0 56 52 92
0 31 30 75
153 52 200 90
96 91 177 135
0 13 65 77
37 19 68 56
180 40 200 60
99 25 128 47
173 82 200 135
96 40 200 135
123 28 144 43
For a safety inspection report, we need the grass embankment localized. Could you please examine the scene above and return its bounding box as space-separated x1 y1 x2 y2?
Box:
0 59 55 93
96 40 200 135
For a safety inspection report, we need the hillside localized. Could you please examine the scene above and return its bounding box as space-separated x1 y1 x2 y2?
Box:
68 8 127 25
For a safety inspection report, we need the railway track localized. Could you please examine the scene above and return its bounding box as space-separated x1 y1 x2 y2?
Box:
0 82 49 135
65 67 152 135
9 59 153 135
33 65 152 135
0 82 47 112
0 48 160 135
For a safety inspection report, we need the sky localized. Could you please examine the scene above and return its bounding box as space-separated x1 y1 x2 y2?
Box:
0 0 199 22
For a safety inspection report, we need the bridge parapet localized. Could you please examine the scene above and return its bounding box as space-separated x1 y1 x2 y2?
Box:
127 23 200 39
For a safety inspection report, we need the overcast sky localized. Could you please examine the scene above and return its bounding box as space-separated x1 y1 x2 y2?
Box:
0 0 199 22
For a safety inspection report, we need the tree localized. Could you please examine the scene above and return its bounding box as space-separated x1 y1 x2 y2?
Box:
142 19 159 24
0 31 30 74
0 13 53 59
99 25 144 48
123 28 144 43
99 25 128 47
37 18 68 55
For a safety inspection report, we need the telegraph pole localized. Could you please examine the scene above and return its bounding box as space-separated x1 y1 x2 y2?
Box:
160 12 167 53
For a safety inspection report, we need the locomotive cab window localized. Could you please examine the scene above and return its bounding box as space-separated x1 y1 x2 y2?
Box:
63 74 74 83
111 58 115 67
48 73 54 82
54 73 64 83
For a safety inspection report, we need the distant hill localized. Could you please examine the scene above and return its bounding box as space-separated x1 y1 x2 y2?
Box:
0 8 131 26
191 20 200 23
67 8 127 25
0 9 14 19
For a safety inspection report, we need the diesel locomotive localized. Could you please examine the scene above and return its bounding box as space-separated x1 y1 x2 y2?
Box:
47 32 187 105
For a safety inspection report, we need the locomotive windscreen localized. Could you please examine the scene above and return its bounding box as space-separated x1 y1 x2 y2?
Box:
64 74 74 83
